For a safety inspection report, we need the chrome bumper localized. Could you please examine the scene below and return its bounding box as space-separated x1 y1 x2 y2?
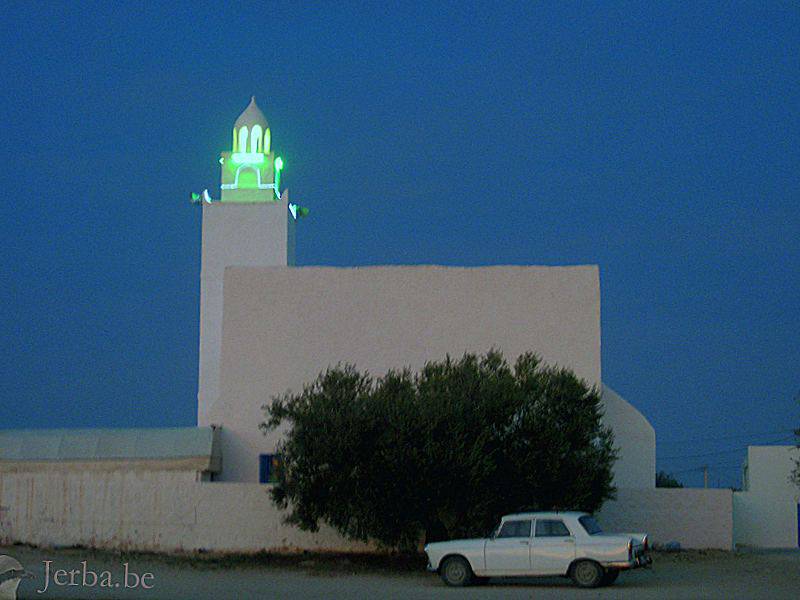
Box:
605 552 652 570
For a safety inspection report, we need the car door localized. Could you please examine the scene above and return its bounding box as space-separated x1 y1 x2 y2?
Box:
531 518 576 576
484 519 532 574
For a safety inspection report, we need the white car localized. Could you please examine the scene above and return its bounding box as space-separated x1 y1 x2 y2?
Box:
424 511 651 588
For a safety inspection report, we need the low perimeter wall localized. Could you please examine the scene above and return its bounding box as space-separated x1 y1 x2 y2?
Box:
598 487 733 550
734 491 799 549
0 472 732 552
0 470 369 553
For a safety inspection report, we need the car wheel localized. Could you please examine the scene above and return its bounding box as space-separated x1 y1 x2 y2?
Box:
571 560 604 588
601 569 619 586
440 556 473 587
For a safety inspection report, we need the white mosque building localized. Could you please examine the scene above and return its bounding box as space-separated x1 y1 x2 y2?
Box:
1 98 749 553
196 96 655 487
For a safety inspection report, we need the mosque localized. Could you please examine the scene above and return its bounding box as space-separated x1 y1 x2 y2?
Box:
196 96 655 486
1 99 745 553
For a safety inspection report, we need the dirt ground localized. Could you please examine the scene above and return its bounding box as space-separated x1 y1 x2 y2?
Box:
2 545 798 599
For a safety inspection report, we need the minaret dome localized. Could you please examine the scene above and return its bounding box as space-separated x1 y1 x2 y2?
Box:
232 96 270 154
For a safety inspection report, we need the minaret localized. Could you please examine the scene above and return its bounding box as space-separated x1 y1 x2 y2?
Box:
221 96 278 203
197 97 296 427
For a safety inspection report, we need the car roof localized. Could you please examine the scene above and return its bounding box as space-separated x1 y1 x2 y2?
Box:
501 511 588 520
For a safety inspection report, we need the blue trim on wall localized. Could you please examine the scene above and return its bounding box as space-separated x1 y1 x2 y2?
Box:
259 453 281 484
259 454 270 484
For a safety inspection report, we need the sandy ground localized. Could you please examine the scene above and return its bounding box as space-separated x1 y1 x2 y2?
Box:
2 545 798 600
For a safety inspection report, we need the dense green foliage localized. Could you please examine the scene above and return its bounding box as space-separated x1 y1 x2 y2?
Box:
655 470 684 488
261 350 617 550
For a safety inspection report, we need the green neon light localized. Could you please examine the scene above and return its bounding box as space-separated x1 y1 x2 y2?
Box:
274 156 283 199
289 203 309 219
231 152 264 164
238 169 258 189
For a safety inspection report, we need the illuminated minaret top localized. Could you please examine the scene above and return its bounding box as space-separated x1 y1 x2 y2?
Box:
220 96 283 203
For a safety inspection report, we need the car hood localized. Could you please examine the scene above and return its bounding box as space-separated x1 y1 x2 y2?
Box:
425 538 486 552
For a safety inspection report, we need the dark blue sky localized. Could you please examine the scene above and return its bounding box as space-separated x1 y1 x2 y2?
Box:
1 2 797 487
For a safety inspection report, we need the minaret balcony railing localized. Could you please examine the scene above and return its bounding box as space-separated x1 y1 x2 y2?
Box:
231 152 265 164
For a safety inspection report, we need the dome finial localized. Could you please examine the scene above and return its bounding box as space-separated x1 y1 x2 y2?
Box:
234 96 268 130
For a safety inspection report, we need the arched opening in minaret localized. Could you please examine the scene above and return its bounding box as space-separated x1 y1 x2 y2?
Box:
250 125 263 153
236 165 259 189
264 129 271 154
238 126 249 153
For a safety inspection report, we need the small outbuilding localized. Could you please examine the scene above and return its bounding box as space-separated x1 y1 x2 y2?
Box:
0 427 220 481
0 427 221 547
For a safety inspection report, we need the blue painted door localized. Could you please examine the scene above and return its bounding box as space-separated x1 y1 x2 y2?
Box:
259 454 270 484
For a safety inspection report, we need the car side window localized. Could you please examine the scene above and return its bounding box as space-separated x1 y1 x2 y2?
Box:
535 519 571 537
497 519 532 538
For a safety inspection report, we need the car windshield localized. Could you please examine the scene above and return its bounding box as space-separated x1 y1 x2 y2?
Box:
489 522 502 538
578 515 603 535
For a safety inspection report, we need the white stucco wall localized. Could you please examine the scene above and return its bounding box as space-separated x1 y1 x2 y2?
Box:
198 202 294 428
212 265 603 482
598 487 733 549
734 445 800 549
0 470 368 552
0 471 729 552
601 385 656 488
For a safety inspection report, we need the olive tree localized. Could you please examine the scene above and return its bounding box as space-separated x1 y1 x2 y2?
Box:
656 471 684 488
261 350 617 550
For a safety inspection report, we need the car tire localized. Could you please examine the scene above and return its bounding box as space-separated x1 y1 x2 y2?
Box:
601 569 619 586
440 556 473 587
570 560 604 588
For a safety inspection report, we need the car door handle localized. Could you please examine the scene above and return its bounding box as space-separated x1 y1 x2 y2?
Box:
519 541 529 545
